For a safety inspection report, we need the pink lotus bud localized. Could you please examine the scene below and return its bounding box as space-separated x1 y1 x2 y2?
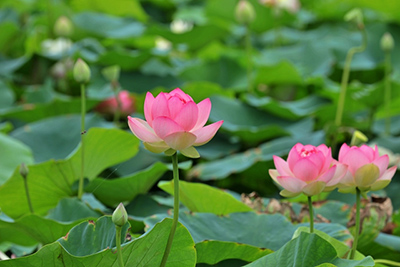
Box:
337 144 397 193
95 90 135 117
235 0 256 24
54 16 73 37
127 88 223 158
260 0 300 13
269 143 346 197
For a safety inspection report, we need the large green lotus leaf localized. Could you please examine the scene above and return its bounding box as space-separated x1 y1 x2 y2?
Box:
67 37 106 62
195 133 241 160
0 128 139 218
181 81 235 103
86 162 168 207
196 241 272 265
376 91 400 119
58 216 130 256
145 212 295 251
0 80 14 109
149 24 229 50
140 58 176 77
1 98 98 123
245 232 374 267
372 116 400 136
180 58 247 91
158 180 252 215
121 72 183 94
255 41 334 78
67 128 140 180
243 94 330 120
0 133 33 185
0 22 18 53
208 95 305 143
0 160 76 218
189 131 325 180
70 0 148 21
351 81 400 112
358 233 400 261
0 214 95 245
98 50 151 70
0 213 37 247
125 194 172 220
111 146 163 176
73 12 145 39
305 0 400 22
46 197 100 223
313 201 352 226
10 114 114 163
0 56 28 77
0 217 196 266
0 121 13 134
293 227 364 259
297 223 354 247
254 61 303 85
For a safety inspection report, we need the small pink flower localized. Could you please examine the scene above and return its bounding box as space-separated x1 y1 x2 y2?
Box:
127 88 223 158
338 144 397 192
96 90 135 117
269 143 346 197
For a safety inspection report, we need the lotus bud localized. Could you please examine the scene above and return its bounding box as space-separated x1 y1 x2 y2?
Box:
54 16 73 37
381 32 394 52
235 0 256 25
344 8 364 30
73 58 91 83
112 203 128 227
102 65 121 83
20 163 29 180
350 130 368 147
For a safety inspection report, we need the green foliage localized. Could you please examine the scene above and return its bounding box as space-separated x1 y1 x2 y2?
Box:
86 162 168 207
159 180 253 214
246 232 375 267
0 133 33 184
0 217 196 266
0 128 139 218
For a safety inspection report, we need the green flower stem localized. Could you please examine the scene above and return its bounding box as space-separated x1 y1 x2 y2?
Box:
308 196 314 233
78 83 86 200
23 177 34 214
47 0 53 38
350 188 361 259
160 153 180 267
374 259 400 266
245 24 253 94
335 28 367 127
112 81 122 126
384 50 392 136
115 225 124 267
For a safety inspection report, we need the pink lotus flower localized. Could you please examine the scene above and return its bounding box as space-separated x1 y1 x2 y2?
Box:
338 144 397 192
96 90 135 117
269 143 346 197
127 88 223 158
